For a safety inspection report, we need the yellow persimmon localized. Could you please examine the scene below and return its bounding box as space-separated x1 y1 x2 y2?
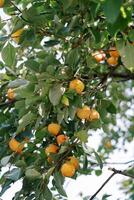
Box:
88 109 100 121
0 0 4 8
7 88 15 100
45 144 59 156
69 79 85 94
107 57 118 66
67 156 79 169
56 134 68 145
77 105 91 120
109 47 119 58
61 162 75 177
9 138 24 154
11 28 24 43
48 123 61 136
92 50 106 63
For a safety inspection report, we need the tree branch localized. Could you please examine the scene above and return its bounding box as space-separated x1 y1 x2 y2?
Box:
110 72 134 80
109 168 134 179
0 100 15 108
89 167 134 200
89 172 116 200
89 159 134 166
10 1 22 13
10 1 31 23
104 159 134 165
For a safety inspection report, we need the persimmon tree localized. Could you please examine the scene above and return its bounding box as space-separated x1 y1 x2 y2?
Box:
0 0 134 199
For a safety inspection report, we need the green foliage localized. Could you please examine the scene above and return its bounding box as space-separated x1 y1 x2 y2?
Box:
2 42 16 67
0 0 133 199
117 41 134 72
103 0 123 24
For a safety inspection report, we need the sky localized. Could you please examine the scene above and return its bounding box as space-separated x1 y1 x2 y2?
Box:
0 7 134 200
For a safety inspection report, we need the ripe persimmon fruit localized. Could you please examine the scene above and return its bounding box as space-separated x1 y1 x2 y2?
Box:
69 79 85 94
0 0 4 7
56 134 68 145
88 109 100 121
60 162 75 177
9 138 24 154
68 156 79 169
104 140 112 149
45 144 59 156
77 105 91 120
48 123 61 136
109 47 119 58
7 88 15 100
11 28 24 43
47 156 53 164
107 57 118 66
92 50 106 63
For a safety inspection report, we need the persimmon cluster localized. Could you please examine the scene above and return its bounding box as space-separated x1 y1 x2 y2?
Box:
45 123 79 177
92 47 120 67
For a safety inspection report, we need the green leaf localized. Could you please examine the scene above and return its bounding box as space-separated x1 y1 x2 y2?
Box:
128 30 134 42
65 48 80 68
17 112 36 133
44 167 55 180
107 13 129 35
41 186 53 200
94 151 103 169
0 179 12 197
53 172 67 197
25 59 40 72
15 160 27 168
58 145 68 154
11 17 24 33
15 83 35 98
83 154 88 171
103 0 123 24
49 84 64 106
5 168 22 181
0 36 9 42
44 40 60 47
43 54 60 67
102 194 112 200
57 110 64 124
38 103 46 118
106 102 116 114
62 0 74 10
117 41 134 72
2 42 16 67
1 155 11 166
25 168 41 180
68 106 77 120
95 170 102 176
7 79 29 88
75 130 88 143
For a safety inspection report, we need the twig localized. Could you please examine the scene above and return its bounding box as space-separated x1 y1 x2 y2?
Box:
109 168 134 179
82 72 134 82
89 159 134 166
10 1 30 23
104 160 134 165
0 100 15 108
111 72 134 80
0 98 25 108
89 167 134 200
89 172 116 200
10 1 22 13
